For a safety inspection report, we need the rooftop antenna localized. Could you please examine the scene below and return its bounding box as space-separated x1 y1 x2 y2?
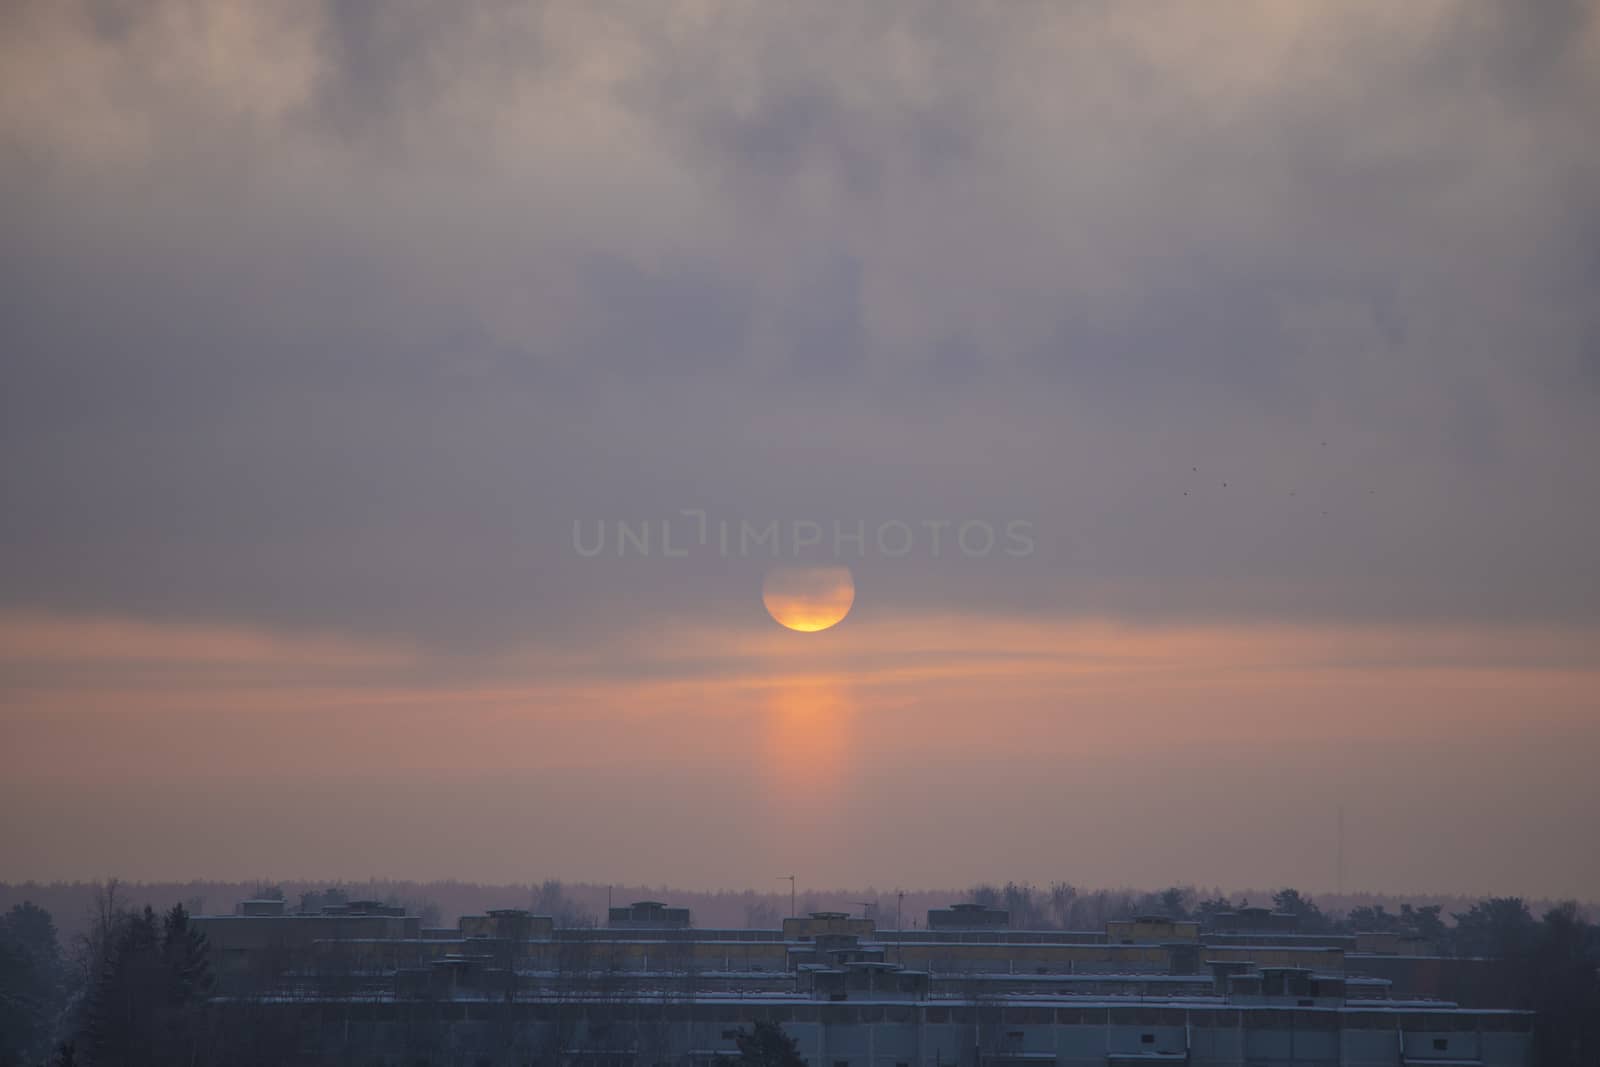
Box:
1337 805 1346 896
896 890 904 966
779 875 796 919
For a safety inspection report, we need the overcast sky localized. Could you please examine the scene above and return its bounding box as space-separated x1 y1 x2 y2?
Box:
2 1 1597 900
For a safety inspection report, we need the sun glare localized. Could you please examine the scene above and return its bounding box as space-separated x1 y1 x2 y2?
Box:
762 565 855 632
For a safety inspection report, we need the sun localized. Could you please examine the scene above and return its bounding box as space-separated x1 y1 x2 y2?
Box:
762 565 855 632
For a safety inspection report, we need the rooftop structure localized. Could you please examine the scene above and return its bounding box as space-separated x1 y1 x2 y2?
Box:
607 900 693 929
927 902 1011 930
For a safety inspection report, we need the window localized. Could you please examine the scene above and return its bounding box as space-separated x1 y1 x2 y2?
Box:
1433 1039 1448 1051
1140 1035 1155 1046
721 1031 737 1040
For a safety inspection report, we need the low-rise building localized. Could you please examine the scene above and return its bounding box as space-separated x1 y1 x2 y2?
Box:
187 896 1533 1066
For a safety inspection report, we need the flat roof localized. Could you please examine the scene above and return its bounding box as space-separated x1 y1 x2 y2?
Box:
205 992 1533 1016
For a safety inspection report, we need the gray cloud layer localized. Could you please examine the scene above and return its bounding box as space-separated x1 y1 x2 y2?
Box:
3 1 1598 647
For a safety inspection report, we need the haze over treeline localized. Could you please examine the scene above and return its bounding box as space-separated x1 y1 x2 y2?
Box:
4 879 1593 942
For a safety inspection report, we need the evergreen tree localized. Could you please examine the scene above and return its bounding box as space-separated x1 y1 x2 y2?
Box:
161 904 211 1010
1271 888 1331 933
734 1020 805 1067
1345 904 1399 932
160 904 213 1064
1449 897 1536 959
0 902 65 1067
1156 887 1191 920
1192 895 1234 927
84 907 163 1066
1527 903 1600 1067
1399 903 1445 943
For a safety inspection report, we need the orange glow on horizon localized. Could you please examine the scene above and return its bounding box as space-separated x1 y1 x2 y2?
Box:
761 674 855 845
2 609 1598 891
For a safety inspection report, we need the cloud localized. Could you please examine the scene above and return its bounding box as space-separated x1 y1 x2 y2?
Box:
1 0 1598 649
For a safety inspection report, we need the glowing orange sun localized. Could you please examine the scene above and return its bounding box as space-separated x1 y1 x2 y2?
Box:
762 565 855 632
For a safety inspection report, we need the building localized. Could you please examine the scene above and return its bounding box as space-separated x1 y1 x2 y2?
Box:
1105 916 1200 944
926 903 1010 931
187 898 1533 1067
1206 907 1300 934
609 900 693 929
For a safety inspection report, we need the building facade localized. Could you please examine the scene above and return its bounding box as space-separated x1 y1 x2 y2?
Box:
189 900 1533 1067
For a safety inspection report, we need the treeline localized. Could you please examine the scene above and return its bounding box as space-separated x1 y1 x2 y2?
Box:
0 882 215 1067
961 880 1593 955
9 878 1593 941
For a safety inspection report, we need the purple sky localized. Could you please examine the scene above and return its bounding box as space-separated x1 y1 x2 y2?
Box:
2 2 1597 899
